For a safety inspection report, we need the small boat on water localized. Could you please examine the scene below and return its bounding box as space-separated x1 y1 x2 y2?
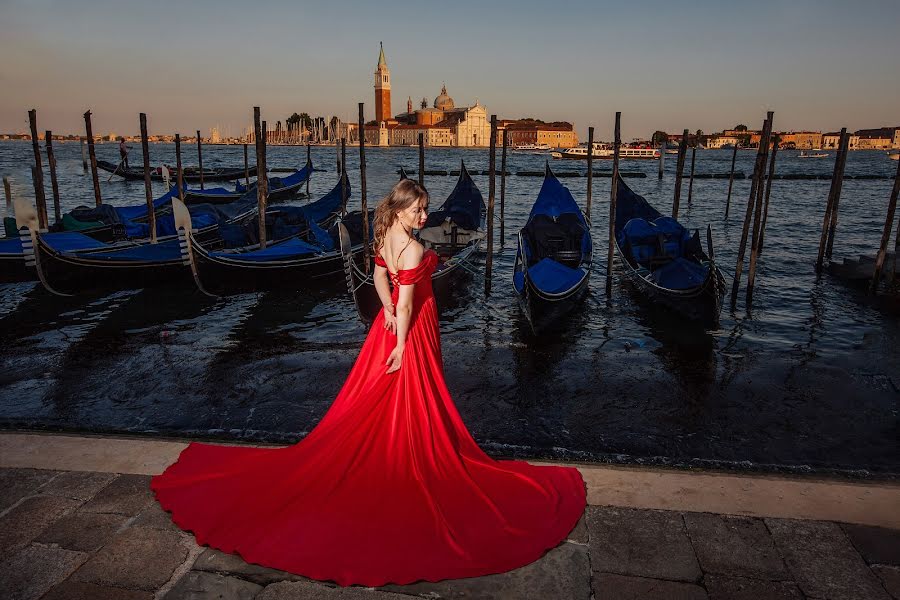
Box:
341 161 486 322
798 150 829 158
182 160 312 205
98 160 257 183
179 174 364 296
552 144 659 160
889 152 899 161
513 163 592 334
26 190 266 295
614 177 725 326
511 143 552 152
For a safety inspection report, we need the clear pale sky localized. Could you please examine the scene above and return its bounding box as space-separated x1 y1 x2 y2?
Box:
2 0 898 141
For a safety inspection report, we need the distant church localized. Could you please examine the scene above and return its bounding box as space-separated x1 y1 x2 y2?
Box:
365 43 491 147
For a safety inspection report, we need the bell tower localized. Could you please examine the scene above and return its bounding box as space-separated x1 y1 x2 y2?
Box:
374 42 391 123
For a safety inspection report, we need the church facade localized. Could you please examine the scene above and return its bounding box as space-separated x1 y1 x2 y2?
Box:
365 45 492 147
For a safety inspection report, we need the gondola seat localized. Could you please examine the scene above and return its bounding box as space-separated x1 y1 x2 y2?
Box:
516 257 585 295
649 257 708 289
524 213 586 269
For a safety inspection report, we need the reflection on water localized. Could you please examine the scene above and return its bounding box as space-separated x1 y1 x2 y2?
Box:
1 141 898 477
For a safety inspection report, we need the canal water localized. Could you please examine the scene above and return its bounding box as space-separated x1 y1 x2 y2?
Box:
1 140 897 478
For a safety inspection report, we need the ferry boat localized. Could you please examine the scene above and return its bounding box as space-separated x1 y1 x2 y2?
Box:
511 143 552 152
798 150 829 158
551 143 659 160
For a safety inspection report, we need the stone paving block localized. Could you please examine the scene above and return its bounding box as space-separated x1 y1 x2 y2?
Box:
567 513 588 544
78 473 152 516
380 542 590 599
872 565 900 600
0 495 81 552
41 581 154 600
71 525 189 591
587 506 702 582
193 548 308 586
38 470 118 501
258 580 411 599
0 544 87 600
683 513 788 580
133 498 180 531
704 575 803 600
593 573 707 600
842 523 900 566
767 518 890 600
163 570 263 600
36 511 127 552
0 468 60 511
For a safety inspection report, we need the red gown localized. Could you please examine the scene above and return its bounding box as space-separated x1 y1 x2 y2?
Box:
151 249 586 586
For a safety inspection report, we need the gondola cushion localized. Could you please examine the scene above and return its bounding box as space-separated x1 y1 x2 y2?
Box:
210 237 322 262
524 214 586 267
649 257 708 290
527 257 585 294
41 232 107 252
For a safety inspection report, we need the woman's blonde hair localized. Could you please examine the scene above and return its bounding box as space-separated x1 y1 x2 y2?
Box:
373 179 429 254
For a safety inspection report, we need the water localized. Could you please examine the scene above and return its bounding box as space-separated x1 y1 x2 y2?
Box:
1 140 898 478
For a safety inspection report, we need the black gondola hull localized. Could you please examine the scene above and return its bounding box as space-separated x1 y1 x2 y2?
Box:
517 271 590 334
97 160 258 182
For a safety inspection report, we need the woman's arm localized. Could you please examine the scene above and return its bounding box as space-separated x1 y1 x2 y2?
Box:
385 244 423 373
373 264 396 333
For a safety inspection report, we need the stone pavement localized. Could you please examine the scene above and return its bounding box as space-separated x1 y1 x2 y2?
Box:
0 433 899 599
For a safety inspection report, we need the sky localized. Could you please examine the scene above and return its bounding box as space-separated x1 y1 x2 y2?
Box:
1 0 899 141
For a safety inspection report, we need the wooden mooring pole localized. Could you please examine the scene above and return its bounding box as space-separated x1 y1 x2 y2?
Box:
83 111 102 207
500 128 508 248
175 134 184 202
730 112 773 306
815 128 849 273
485 114 497 295
746 137 779 307
358 103 370 274
757 139 779 256
340 137 347 216
196 130 204 190
27 110 48 229
607 113 621 298
140 113 157 243
869 156 900 293
44 130 61 224
725 141 739 219
3 177 11 212
306 143 311 197
824 132 850 261
586 126 594 222
418 133 425 187
254 108 268 250
243 143 250 188
672 129 688 219
687 145 697 205
80 137 88 171
658 139 664 180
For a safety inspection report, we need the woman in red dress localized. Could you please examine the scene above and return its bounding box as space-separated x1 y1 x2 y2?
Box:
151 179 586 587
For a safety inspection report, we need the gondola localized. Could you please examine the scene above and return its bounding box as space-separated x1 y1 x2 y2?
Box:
182 159 312 205
0 185 188 284
179 174 367 296
26 190 262 295
614 177 725 325
513 163 592 334
341 161 486 322
97 160 257 182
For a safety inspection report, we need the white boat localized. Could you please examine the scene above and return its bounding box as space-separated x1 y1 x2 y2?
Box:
511 143 552 152
798 150 829 158
551 143 658 160
888 152 899 161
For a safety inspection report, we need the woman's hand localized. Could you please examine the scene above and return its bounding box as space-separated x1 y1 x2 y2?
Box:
385 345 404 374
383 305 397 334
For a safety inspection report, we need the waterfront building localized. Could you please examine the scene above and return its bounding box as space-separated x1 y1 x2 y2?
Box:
823 132 860 150
497 119 579 148
369 45 491 147
778 131 822 150
707 135 740 149
854 127 900 149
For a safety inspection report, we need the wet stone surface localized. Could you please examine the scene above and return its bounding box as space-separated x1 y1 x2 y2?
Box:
0 495 81 553
163 570 263 600
683 513 788 580
0 467 60 511
77 474 153 516
0 544 88 600
593 573 708 600
41 581 155 600
36 511 128 552
702 575 804 600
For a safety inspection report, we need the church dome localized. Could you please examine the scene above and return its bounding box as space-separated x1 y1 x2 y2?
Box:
433 84 454 110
